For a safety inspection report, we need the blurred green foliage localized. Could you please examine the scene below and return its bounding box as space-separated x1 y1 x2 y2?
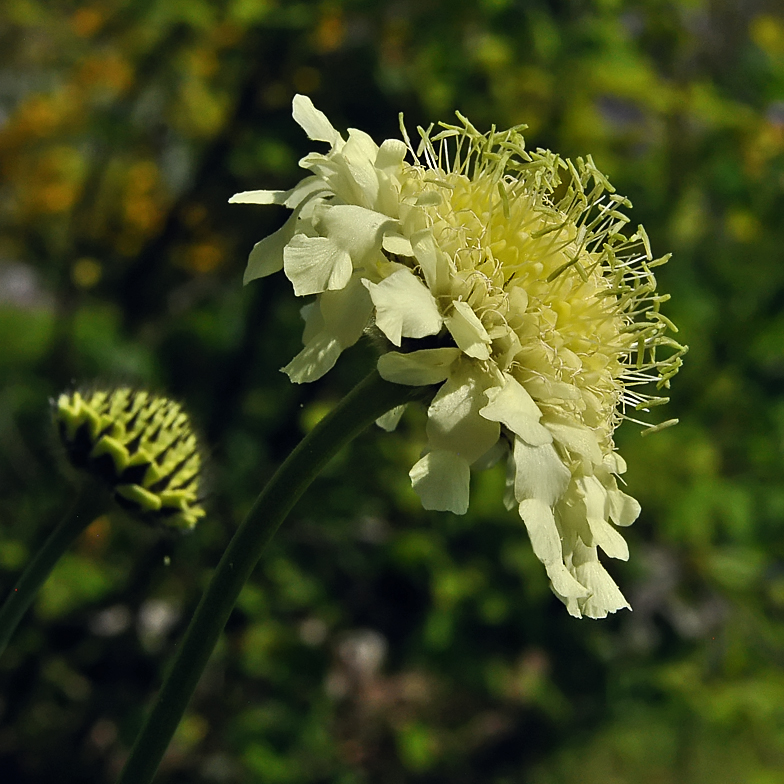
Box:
1 0 784 782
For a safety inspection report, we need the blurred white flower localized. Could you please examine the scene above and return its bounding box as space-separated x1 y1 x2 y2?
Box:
231 95 686 618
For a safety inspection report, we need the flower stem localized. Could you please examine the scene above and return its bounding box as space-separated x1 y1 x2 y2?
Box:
0 482 102 659
117 370 431 784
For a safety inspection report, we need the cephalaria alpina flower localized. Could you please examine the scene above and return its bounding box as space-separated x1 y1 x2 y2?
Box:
231 95 686 618
55 388 206 530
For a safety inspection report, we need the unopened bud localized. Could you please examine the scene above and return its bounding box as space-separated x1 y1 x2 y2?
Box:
54 388 206 530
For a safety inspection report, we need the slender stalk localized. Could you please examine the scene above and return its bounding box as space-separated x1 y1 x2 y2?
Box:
0 481 102 659
117 370 432 784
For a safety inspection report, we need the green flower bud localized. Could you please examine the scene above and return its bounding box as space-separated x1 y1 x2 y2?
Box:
54 388 206 530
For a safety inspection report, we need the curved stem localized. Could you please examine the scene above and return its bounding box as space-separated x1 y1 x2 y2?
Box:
0 482 101 659
117 370 431 784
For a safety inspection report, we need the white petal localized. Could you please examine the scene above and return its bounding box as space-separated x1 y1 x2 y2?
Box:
300 300 323 344
471 438 507 471
229 189 288 205
376 169 404 217
411 230 449 295
426 363 500 464
586 517 629 561
382 233 413 257
231 177 327 212
608 489 641 527
415 191 442 206
283 276 373 383
284 177 331 208
545 420 604 465
317 204 394 267
554 489 593 548
345 128 379 163
524 376 581 401
577 476 629 561
242 187 328 285
376 405 406 432
319 275 374 345
363 268 442 346
444 300 491 360
512 438 571 506
579 474 609 521
243 219 291 283
410 450 470 514
571 542 630 618
604 452 628 475
547 562 591 600
292 94 343 146
399 203 429 236
507 285 528 315
337 130 381 207
480 375 552 446
283 333 342 383
283 234 352 296
377 348 460 386
298 150 334 175
375 138 408 170
518 498 562 566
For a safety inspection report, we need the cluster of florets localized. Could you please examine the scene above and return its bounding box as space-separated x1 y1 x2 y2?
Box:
55 388 205 531
231 96 685 618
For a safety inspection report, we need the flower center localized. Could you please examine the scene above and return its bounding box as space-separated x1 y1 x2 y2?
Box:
410 167 636 447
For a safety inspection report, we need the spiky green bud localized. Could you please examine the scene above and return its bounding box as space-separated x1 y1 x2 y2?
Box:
54 388 206 530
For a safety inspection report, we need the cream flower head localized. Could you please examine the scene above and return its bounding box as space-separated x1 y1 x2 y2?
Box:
231 95 686 618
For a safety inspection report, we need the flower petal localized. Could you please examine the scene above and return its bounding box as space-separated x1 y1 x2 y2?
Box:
547 562 591 601
342 129 382 206
518 499 589 601
523 376 581 401
570 540 630 618
426 362 500 464
292 94 343 146
364 268 443 346
410 450 470 514
411 230 449 295
231 178 328 209
283 333 342 383
229 189 289 205
545 420 603 465
445 300 492 360
608 488 641 527
480 374 552 446
375 138 408 171
317 204 395 267
604 452 628 475
382 233 413 257
577 476 630 561
376 405 406 432
283 276 373 383
518 498 563 567
377 348 460 386
587 516 629 561
283 234 352 296
512 438 571 506
243 219 291 283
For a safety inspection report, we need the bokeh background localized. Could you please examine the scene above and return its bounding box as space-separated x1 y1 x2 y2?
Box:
2 0 784 782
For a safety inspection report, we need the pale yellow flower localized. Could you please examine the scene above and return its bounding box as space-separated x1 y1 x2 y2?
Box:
231 96 685 618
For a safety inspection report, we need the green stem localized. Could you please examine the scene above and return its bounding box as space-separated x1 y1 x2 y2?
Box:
117 370 431 784
0 482 101 659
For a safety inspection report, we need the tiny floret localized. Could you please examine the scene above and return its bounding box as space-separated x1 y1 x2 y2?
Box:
232 95 686 618
55 388 206 530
